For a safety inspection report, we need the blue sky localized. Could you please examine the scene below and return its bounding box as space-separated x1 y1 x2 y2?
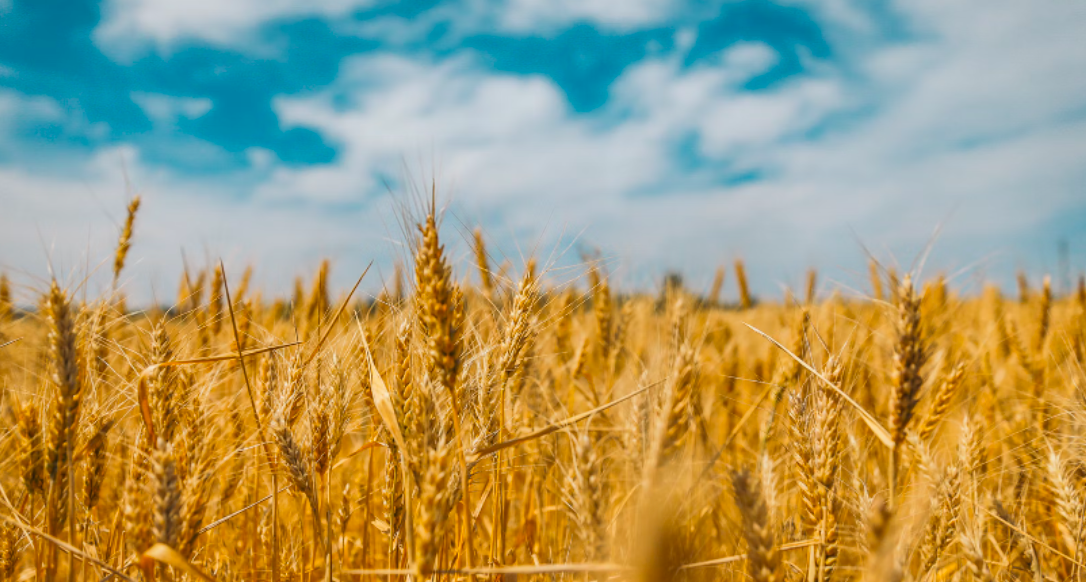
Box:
2 0 1086 301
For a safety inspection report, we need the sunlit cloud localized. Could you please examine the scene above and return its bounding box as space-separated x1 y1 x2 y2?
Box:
2 0 1085 302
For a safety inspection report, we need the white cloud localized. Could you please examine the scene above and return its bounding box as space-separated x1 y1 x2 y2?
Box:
266 53 664 209
261 0 1086 290
93 0 673 55
495 0 672 32
95 0 376 54
132 92 213 122
7 1 1086 300
0 90 117 150
0 90 63 131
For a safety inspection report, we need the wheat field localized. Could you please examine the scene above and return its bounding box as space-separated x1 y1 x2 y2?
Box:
1 195 1084 582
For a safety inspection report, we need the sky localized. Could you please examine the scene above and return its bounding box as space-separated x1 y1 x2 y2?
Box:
2 0 1086 304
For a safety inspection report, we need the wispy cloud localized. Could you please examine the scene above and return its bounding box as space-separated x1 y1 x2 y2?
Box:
96 0 377 53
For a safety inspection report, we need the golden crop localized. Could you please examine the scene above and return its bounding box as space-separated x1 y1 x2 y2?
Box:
1 195 1084 581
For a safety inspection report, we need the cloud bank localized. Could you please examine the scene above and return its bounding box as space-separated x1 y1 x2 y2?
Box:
2 0 1085 303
